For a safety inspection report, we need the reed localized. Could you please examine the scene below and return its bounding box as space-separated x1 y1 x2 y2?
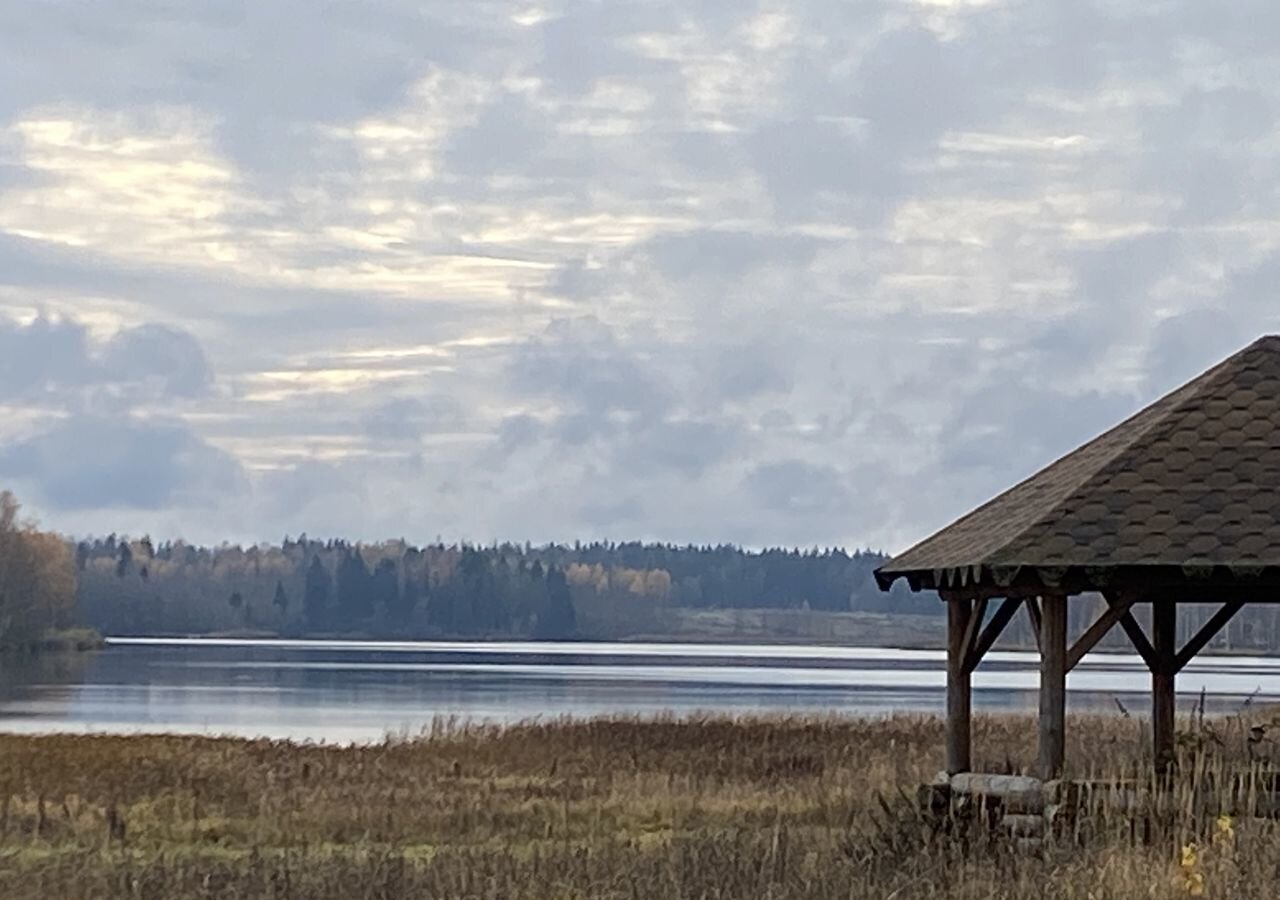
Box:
0 711 1276 898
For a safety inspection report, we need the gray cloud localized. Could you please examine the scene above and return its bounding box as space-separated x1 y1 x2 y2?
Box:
642 229 828 283
363 396 466 443
98 324 214 399
508 317 673 419
0 415 244 511
744 461 851 515
1145 310 1254 393
0 315 212 403
0 315 91 395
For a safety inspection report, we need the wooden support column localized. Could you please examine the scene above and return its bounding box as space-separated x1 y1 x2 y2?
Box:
1037 594 1067 779
1152 601 1177 774
946 598 972 774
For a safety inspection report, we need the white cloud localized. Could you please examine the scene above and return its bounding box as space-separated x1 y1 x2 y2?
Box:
0 109 243 254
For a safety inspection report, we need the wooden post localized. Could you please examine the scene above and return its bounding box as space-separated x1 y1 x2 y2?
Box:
946 598 972 774
1152 601 1177 774
1038 594 1067 779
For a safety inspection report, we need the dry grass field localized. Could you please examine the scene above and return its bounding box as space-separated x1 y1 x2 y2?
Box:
0 713 1278 898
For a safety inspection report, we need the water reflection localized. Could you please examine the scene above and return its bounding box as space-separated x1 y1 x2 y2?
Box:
0 638 1275 743
0 650 93 720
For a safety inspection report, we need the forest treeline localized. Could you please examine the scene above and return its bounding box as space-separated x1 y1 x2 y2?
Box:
0 492 77 647
5 480 1280 653
71 534 1280 652
75 537 927 639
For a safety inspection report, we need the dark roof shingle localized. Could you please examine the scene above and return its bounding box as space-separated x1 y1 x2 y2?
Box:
877 336 1280 590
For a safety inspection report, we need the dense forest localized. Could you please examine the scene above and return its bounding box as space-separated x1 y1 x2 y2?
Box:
4 482 1280 654
65 535 1280 653
75 537 926 640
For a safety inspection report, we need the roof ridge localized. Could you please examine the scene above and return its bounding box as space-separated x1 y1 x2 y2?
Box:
877 334 1280 588
990 340 1263 559
879 340 1261 576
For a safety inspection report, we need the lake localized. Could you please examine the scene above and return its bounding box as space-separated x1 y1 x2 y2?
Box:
1 637 1278 743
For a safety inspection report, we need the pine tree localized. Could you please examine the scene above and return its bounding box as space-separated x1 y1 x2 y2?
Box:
273 580 289 614
303 556 332 631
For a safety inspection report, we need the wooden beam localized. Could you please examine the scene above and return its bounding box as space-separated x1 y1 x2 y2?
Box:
1152 602 1177 774
1174 600 1247 674
920 565 1280 603
1038 594 1068 779
946 598 973 774
1106 594 1156 669
1065 596 1136 672
963 597 1023 674
939 585 1043 603
959 597 988 667
1024 597 1043 653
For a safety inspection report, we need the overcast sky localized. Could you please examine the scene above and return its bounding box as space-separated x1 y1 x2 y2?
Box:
0 0 1277 550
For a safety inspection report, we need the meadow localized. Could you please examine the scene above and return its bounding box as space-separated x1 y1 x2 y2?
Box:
0 713 1278 899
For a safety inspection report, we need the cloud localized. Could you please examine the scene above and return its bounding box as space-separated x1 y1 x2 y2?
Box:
641 228 827 282
0 415 245 511
3 1 1280 551
362 396 466 442
98 323 214 399
1145 309 1254 393
0 314 91 395
744 460 851 514
0 314 212 403
508 317 673 419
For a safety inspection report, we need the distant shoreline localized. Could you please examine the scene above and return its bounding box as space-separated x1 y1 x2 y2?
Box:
97 632 1280 662
0 628 106 654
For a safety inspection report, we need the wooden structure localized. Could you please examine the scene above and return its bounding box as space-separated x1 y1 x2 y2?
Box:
876 336 1280 779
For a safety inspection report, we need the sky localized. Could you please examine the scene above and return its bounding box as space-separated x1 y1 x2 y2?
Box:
0 0 1278 551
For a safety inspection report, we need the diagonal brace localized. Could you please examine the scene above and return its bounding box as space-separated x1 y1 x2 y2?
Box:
1024 597 1043 653
958 597 989 671
1066 596 1136 672
1174 600 1246 674
963 597 1023 674
1106 593 1156 670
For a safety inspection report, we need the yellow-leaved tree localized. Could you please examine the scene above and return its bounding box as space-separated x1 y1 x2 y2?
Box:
0 491 77 645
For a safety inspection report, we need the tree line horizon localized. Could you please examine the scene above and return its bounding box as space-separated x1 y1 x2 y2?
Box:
75 534 921 640
7 484 1280 655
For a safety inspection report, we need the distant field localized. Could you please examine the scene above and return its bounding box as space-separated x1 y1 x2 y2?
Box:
622 607 952 648
1 714 1278 898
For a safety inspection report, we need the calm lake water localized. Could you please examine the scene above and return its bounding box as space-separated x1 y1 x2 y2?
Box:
1 638 1279 743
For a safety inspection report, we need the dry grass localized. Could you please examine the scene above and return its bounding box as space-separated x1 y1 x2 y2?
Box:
0 713 1278 898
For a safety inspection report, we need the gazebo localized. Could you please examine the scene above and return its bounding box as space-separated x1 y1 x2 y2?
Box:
876 336 1280 779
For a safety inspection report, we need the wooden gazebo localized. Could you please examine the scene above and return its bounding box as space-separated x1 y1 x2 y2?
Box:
876 336 1280 779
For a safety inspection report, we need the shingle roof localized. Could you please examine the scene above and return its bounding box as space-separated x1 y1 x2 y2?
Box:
876 336 1280 592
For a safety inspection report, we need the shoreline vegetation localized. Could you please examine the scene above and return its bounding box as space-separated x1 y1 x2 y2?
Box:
76 535 929 643
0 626 105 654
6 483 1280 657
1 713 1279 899
71 531 1280 656
0 491 79 653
